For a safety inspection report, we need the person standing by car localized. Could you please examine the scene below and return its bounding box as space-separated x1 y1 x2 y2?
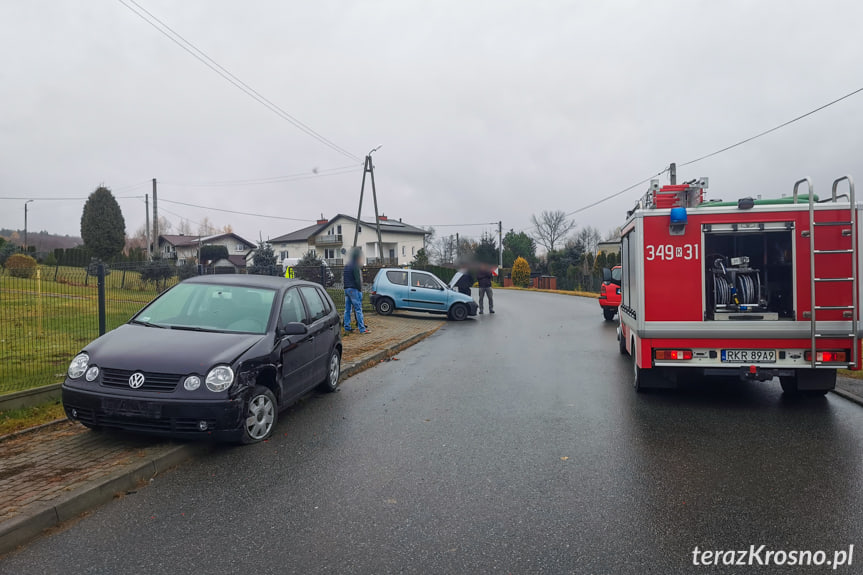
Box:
344 247 370 333
454 267 474 296
477 265 494 314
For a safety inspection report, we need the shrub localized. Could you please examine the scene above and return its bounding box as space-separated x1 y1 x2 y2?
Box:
177 262 199 281
140 259 175 285
511 256 531 287
5 253 38 278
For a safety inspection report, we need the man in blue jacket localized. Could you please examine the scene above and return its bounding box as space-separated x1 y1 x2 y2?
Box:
344 247 370 334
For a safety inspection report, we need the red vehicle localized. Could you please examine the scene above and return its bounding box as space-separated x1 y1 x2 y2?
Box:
599 265 621 321
618 175 859 394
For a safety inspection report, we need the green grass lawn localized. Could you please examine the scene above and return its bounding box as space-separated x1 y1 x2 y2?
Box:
0 267 375 395
1 266 167 394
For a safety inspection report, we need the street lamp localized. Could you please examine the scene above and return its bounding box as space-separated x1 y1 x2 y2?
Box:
24 200 33 252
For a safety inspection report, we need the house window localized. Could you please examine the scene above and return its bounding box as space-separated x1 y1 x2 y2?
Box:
358 226 362 233
280 250 289 260
324 248 336 259
412 246 415 256
235 244 245 252
402 246 405 256
337 225 342 234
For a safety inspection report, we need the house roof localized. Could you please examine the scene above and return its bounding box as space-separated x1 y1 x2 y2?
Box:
269 214 428 243
227 254 247 267
159 232 256 249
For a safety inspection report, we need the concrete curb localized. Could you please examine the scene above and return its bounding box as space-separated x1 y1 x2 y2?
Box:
0 384 62 411
0 442 207 556
831 387 863 407
0 418 68 444
0 324 441 557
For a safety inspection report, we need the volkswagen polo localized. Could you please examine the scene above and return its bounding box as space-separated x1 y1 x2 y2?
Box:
62 275 342 444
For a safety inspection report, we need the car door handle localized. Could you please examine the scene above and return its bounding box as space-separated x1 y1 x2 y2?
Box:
411 288 417 292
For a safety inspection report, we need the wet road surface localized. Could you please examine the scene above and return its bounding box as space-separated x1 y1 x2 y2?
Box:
3 290 863 574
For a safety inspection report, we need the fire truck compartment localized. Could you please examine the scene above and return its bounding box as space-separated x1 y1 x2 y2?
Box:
703 225 794 321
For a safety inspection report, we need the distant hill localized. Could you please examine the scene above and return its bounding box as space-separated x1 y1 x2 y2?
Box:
0 229 83 252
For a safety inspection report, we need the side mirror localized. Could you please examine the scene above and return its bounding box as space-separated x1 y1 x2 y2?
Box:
279 322 308 337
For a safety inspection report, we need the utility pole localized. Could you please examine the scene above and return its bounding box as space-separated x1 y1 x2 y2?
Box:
456 232 460 260
151 178 159 258
669 162 677 185
498 220 503 268
24 200 33 251
353 147 384 263
145 193 151 260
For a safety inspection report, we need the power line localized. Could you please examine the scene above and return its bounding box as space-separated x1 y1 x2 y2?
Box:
523 84 863 229
116 0 362 163
162 165 360 188
417 222 499 228
680 85 863 167
159 198 317 222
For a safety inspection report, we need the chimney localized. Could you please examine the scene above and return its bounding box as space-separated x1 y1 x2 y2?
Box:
378 214 388 221
317 217 328 225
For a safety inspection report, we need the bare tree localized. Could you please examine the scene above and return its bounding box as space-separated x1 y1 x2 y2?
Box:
604 226 622 241
576 225 602 254
176 219 193 235
197 216 217 236
530 210 576 252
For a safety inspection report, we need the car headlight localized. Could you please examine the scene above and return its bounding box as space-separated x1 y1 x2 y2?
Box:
85 366 100 382
68 353 89 379
205 366 234 392
184 375 202 391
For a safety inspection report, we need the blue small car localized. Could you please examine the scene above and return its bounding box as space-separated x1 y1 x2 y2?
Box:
370 268 478 320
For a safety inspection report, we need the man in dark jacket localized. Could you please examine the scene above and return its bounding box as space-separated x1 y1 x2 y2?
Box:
477 265 494 314
454 268 474 296
343 247 370 333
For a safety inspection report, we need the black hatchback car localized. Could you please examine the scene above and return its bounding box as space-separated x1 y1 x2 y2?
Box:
62 275 342 443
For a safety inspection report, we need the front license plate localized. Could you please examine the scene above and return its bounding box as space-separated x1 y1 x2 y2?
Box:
721 349 776 363
101 398 162 418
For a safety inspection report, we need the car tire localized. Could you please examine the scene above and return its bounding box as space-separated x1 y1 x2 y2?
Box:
318 348 341 393
375 297 394 315
618 327 627 355
603 308 616 321
241 385 278 444
449 303 468 321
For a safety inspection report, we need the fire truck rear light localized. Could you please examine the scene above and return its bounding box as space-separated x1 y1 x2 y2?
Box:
655 349 693 360
804 350 848 362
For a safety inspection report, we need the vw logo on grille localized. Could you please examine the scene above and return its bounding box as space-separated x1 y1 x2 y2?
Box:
128 372 146 389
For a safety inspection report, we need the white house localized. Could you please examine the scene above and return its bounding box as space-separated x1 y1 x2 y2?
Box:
268 214 428 267
157 232 256 268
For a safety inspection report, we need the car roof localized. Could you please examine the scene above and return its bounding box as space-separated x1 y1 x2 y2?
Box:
182 274 315 290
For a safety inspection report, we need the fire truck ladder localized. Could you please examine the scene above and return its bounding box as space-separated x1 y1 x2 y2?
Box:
796 176 858 368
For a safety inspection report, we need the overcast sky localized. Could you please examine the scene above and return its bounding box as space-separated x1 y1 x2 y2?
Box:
2 0 862 248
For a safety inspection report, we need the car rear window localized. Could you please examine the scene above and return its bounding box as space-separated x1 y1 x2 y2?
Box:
386 270 408 286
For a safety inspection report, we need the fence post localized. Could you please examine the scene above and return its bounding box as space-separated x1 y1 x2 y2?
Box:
321 263 326 286
97 263 106 335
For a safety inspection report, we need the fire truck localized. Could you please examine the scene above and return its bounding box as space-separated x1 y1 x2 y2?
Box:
618 175 858 394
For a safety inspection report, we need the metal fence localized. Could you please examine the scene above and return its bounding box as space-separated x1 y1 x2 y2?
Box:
0 262 376 395
0 263 177 395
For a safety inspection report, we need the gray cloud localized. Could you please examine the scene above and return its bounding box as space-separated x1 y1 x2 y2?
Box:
2 0 862 246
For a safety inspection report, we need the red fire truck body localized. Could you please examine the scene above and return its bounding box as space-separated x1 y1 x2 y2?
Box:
618 176 858 394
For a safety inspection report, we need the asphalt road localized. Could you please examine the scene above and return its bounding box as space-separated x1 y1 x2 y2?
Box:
4 290 863 574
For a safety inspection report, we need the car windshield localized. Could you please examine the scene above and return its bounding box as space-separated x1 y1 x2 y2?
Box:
132 283 276 334
612 267 621 281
